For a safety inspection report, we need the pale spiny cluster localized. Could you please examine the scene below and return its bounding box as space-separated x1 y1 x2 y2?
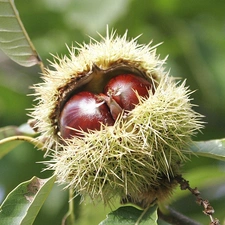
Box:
31 29 203 206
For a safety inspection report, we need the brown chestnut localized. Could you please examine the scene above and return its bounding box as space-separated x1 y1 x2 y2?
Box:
59 91 114 138
104 74 153 111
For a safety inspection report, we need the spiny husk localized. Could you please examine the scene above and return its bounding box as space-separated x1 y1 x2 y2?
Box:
47 75 203 206
31 29 203 207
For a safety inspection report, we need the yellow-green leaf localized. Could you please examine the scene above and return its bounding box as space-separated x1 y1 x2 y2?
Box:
0 0 41 67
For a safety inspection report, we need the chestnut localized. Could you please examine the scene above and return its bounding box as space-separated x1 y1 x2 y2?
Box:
104 74 153 111
59 91 114 138
59 74 154 139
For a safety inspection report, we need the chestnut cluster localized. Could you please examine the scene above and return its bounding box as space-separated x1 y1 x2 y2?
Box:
59 74 154 139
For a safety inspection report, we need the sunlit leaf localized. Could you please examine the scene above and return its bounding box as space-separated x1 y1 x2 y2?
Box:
0 0 41 67
99 205 158 225
0 176 55 225
190 139 225 161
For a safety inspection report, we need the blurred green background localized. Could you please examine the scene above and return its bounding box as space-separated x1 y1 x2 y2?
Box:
0 0 225 224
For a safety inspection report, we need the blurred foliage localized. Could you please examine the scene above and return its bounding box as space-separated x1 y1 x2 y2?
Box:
0 0 225 224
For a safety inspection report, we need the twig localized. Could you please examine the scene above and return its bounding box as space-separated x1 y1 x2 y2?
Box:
175 175 220 225
158 207 202 225
39 60 45 74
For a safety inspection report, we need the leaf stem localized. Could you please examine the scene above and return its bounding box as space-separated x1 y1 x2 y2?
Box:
0 135 44 150
62 189 76 225
39 60 45 74
135 204 151 225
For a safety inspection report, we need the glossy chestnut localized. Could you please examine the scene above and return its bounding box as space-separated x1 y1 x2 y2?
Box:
104 74 153 111
59 91 114 138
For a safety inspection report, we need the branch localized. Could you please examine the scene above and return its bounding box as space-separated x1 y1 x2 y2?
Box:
158 207 202 225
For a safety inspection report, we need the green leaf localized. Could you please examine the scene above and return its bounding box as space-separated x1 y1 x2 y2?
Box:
0 123 38 159
190 139 225 161
0 176 56 225
0 135 44 159
0 124 36 140
0 0 41 67
99 205 158 225
0 137 23 159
